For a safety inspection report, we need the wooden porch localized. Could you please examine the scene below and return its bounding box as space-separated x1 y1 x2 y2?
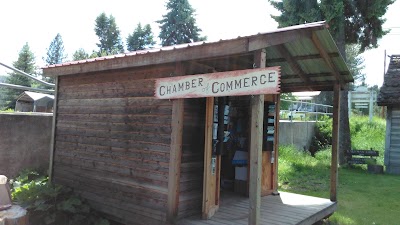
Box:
178 192 336 225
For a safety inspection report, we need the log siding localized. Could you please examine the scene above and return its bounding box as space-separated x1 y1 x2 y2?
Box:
53 66 176 225
178 98 206 219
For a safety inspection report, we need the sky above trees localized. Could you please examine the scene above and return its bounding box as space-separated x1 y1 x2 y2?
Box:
0 0 398 86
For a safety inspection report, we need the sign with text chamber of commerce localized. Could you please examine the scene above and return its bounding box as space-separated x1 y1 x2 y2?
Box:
155 67 281 99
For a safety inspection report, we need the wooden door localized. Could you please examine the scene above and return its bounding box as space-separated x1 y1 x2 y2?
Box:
202 97 221 219
261 94 279 196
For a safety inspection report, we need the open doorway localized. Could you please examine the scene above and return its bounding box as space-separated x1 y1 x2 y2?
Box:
202 95 279 219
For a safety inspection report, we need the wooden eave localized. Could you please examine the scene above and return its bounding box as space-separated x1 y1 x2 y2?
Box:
42 21 353 92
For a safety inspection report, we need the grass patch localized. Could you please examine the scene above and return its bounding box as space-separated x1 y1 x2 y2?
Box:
278 116 398 224
278 146 400 224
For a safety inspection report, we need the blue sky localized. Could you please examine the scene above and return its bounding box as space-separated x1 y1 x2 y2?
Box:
0 0 398 87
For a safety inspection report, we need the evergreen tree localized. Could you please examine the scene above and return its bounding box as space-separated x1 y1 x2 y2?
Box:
157 0 206 46
126 23 156 51
270 0 394 164
3 43 36 109
94 12 124 55
346 44 366 87
72 48 90 61
44 33 66 83
45 33 67 65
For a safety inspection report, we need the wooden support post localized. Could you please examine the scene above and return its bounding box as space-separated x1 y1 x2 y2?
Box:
202 97 218 219
330 83 340 202
273 94 280 192
167 63 185 224
249 49 266 225
49 76 59 182
167 99 184 223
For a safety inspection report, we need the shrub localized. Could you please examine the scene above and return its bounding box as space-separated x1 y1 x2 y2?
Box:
308 115 386 162
11 170 109 225
309 116 332 156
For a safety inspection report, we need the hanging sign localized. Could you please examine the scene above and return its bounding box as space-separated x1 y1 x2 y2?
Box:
155 67 280 99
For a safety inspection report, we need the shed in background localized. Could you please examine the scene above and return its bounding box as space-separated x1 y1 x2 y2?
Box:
377 54 400 174
15 91 54 113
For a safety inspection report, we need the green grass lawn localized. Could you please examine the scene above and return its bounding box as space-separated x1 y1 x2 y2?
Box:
278 116 400 225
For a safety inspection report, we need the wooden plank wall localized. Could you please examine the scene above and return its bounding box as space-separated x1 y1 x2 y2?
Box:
178 98 206 219
388 107 400 174
53 65 176 225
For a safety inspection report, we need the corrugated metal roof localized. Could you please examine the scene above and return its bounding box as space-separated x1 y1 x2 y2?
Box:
42 21 353 92
44 21 328 70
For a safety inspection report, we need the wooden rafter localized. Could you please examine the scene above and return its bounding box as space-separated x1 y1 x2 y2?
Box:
282 82 336 92
189 61 216 73
311 32 344 85
275 44 313 90
267 52 339 63
283 71 350 80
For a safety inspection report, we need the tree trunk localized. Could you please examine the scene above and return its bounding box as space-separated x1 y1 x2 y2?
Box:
336 2 351 165
0 205 28 225
339 87 351 164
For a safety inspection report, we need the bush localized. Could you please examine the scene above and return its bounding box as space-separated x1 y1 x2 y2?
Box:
308 115 386 162
309 116 332 156
11 170 109 225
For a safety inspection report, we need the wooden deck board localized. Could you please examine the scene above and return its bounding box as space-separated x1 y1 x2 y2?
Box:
178 192 336 225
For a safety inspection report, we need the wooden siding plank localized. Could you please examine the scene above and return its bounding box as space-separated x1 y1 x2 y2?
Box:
57 105 173 115
54 157 169 186
167 96 185 222
55 136 170 152
57 120 171 134
58 87 155 99
58 79 155 93
57 97 170 107
54 165 168 195
56 129 171 145
57 113 171 125
57 64 175 86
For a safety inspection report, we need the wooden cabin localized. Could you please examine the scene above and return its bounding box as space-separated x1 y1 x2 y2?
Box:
377 54 400 175
43 21 352 225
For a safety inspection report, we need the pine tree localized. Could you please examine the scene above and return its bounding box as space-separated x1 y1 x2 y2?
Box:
3 43 36 109
126 23 156 51
72 48 90 61
157 0 206 46
346 44 366 87
94 12 124 55
44 33 66 83
45 33 67 65
270 0 394 164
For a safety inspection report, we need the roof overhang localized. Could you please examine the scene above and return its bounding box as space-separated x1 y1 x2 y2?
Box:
43 21 353 92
